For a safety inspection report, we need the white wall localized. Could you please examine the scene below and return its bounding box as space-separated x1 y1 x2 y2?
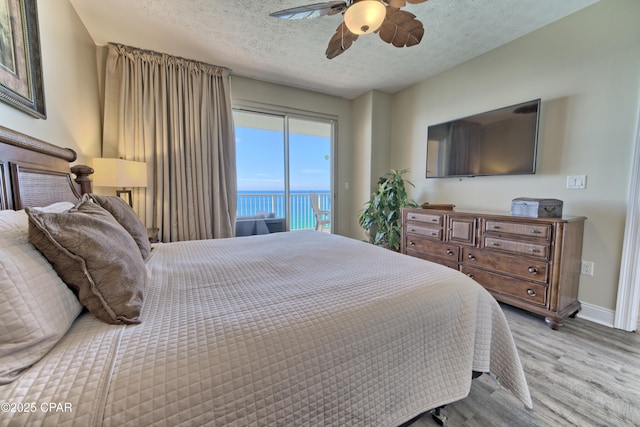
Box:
351 90 394 242
351 92 374 239
389 0 640 311
0 0 102 163
370 91 393 185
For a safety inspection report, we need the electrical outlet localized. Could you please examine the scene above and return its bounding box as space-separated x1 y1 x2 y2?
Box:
581 261 594 276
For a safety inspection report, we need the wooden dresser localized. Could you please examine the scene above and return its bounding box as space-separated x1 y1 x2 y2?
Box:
401 207 586 329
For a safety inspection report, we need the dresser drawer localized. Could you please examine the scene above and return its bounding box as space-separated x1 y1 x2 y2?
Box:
483 237 549 259
484 220 551 240
462 248 549 283
406 211 444 225
405 224 442 240
405 249 458 270
404 237 459 261
461 266 548 307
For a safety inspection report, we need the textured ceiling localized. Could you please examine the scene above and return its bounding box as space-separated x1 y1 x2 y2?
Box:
69 0 598 99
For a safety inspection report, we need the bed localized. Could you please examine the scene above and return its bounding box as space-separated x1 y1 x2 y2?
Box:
0 125 531 426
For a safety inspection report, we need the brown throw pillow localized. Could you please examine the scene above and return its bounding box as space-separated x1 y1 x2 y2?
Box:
26 201 145 325
83 193 152 259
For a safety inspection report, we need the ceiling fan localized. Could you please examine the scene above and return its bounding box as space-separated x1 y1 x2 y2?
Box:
270 0 428 59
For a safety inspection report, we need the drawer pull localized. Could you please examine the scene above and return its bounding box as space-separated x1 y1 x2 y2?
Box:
431 218 439 223
409 227 416 232
492 225 500 229
466 273 474 279
431 232 438 236
530 229 540 234
491 242 500 247
467 254 476 261
528 267 538 274
409 241 415 246
409 214 417 219
529 248 540 253
527 288 536 297
446 249 454 256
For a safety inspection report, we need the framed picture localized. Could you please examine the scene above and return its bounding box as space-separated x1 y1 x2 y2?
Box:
0 0 46 119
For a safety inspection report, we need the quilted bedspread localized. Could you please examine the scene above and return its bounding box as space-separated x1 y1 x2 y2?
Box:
0 231 531 426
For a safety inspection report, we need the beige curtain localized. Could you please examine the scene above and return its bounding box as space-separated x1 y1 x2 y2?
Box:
103 43 236 242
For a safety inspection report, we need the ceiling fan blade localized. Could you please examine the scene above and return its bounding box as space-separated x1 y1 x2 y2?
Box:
326 22 359 59
385 0 428 7
270 1 347 19
386 0 406 7
378 8 424 48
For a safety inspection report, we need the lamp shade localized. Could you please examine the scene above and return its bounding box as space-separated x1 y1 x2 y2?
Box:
92 158 147 188
344 0 386 35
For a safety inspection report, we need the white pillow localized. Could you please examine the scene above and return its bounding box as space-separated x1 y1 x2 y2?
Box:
0 203 74 243
0 210 28 240
0 203 82 384
32 201 77 213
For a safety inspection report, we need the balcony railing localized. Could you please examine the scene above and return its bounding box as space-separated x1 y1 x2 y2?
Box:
237 191 331 231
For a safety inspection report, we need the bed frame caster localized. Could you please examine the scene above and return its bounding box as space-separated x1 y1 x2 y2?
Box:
428 371 482 425
430 406 447 426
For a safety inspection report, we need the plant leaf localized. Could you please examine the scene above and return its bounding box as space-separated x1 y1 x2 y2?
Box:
358 169 416 251
377 8 424 48
326 22 359 59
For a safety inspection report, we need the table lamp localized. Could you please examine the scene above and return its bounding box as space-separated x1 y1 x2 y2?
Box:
92 158 147 207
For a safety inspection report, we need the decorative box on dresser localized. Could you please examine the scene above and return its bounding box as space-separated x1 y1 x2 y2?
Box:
401 207 586 329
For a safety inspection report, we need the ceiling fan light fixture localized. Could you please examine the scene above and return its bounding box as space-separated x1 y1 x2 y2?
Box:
344 0 386 35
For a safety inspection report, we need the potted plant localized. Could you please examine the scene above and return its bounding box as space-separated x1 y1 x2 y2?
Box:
358 168 418 251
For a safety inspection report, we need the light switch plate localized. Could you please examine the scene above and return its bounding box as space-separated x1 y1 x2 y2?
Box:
567 175 587 189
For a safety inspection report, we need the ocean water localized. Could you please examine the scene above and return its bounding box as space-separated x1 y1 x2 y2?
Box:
237 190 330 230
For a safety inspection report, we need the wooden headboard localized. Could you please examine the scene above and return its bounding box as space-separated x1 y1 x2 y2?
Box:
0 125 93 210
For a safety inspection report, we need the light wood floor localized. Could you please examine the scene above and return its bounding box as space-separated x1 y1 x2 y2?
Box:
408 303 640 427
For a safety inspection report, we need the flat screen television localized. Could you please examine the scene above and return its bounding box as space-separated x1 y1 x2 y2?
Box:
426 99 540 178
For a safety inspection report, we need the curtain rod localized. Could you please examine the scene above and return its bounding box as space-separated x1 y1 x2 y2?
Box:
107 42 232 73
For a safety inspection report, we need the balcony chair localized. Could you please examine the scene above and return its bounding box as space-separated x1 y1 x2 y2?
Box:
309 192 331 231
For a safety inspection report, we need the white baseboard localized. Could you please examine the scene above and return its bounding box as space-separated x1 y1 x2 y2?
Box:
576 302 615 328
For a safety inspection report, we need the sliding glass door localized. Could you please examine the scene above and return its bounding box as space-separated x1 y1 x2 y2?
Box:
234 109 334 233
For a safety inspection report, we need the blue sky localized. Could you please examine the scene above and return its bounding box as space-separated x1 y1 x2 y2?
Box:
235 126 331 192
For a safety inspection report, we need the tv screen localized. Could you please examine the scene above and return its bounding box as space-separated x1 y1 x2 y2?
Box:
426 99 540 178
